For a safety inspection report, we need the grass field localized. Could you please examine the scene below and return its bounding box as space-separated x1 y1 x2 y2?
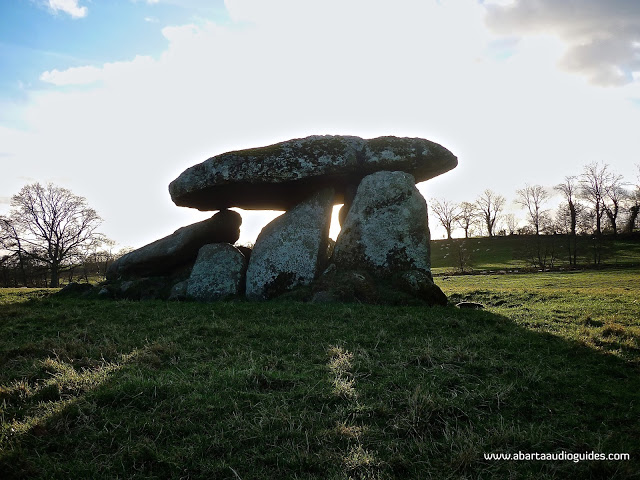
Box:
430 234 640 274
1 269 639 479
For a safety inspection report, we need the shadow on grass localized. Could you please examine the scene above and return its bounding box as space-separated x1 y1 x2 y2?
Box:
0 295 639 479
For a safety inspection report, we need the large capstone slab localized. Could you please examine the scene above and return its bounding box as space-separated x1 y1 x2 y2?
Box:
245 188 335 300
169 135 457 211
106 210 241 281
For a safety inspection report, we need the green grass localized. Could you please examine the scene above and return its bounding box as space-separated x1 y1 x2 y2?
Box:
431 235 640 274
432 236 525 272
1 270 639 479
440 269 640 365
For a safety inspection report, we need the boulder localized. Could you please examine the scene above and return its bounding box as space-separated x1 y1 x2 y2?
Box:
312 267 379 304
112 276 178 300
106 209 241 281
168 280 188 301
332 171 431 273
312 267 447 306
56 282 94 297
246 188 335 300
393 270 447 306
97 287 111 298
169 135 457 210
187 243 247 301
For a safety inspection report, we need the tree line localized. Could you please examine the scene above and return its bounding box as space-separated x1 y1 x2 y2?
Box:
430 162 640 239
0 183 123 288
429 162 640 270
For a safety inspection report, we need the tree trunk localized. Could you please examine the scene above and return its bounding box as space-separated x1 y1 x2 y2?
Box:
595 201 603 235
626 205 639 234
16 251 28 287
605 208 618 237
50 263 59 288
569 201 576 236
486 218 493 237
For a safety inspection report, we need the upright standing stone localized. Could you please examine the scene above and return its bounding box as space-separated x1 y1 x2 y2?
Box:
328 170 446 306
187 243 247 301
246 188 335 300
332 171 431 273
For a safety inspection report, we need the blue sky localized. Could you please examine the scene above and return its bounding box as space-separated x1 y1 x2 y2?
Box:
0 0 228 106
1 0 639 246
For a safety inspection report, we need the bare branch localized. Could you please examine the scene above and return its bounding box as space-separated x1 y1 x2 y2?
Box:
475 190 505 237
7 183 105 287
455 202 476 238
515 184 550 236
429 198 459 239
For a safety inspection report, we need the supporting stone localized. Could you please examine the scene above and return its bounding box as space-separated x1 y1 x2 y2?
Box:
332 171 431 272
325 170 447 306
245 188 335 300
186 243 247 301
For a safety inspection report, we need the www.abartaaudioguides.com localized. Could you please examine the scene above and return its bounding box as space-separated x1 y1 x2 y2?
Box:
484 451 631 463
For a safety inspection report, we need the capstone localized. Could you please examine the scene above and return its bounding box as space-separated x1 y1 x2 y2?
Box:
169 135 457 211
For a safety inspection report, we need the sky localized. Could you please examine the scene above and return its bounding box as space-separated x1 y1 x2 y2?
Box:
1 0 639 247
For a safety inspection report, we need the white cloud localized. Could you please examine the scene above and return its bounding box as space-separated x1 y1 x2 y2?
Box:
40 56 155 86
47 0 88 19
4 0 640 245
483 0 515 5
40 65 102 85
485 0 640 86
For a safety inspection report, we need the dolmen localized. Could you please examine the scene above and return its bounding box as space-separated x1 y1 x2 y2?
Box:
103 135 457 305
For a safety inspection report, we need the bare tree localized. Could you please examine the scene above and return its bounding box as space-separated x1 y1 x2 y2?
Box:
504 213 518 235
576 206 596 235
5 183 106 287
79 238 117 282
554 176 579 237
579 162 618 236
603 181 626 236
455 202 476 238
626 164 640 233
0 217 29 286
475 189 505 237
515 184 550 235
429 198 459 239
555 176 582 265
